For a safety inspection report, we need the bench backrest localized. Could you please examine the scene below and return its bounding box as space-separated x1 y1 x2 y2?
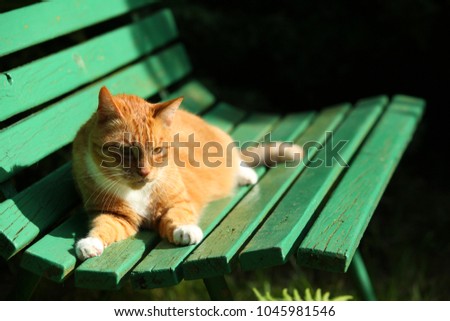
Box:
0 0 214 260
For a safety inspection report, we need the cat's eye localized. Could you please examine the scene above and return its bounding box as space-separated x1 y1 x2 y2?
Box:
153 147 163 154
152 146 168 156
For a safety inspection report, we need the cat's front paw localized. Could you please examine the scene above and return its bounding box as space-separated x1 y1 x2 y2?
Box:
173 225 203 245
75 237 104 260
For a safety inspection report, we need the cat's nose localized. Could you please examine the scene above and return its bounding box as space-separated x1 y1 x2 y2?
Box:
138 168 150 178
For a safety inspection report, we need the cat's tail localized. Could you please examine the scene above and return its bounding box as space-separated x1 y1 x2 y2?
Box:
239 141 303 167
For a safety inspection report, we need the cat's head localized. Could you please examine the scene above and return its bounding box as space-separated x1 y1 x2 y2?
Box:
89 86 183 189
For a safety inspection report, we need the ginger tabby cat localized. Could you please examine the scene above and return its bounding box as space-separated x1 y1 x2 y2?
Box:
73 87 301 260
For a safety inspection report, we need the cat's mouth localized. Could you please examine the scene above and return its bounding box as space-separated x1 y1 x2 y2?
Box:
131 177 152 188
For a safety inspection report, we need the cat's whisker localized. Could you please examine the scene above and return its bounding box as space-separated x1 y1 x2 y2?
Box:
83 179 109 205
84 181 108 206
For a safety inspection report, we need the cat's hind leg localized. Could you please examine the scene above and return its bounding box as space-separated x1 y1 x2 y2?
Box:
237 165 258 186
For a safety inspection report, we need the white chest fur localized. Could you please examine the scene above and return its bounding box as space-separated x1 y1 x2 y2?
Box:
116 182 153 218
85 154 153 218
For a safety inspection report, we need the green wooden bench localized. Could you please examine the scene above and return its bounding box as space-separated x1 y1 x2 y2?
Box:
0 0 425 300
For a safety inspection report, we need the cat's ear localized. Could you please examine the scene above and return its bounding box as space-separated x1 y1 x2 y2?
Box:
97 86 122 122
153 97 183 127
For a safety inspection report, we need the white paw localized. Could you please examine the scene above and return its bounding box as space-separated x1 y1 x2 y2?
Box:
75 237 104 260
237 165 258 186
173 225 203 245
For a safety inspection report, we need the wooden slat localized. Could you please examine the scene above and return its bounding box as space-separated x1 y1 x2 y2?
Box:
20 210 88 282
0 0 156 57
297 95 425 272
181 104 352 280
202 102 246 133
0 44 191 183
169 81 216 115
231 113 279 142
0 163 77 260
20 91 229 285
238 96 388 271
74 103 247 290
0 9 178 122
75 231 158 289
130 112 312 289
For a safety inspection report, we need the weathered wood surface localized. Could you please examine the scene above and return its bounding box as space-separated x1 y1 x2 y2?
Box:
239 96 387 271
0 10 177 121
297 95 425 272
0 0 156 56
182 104 352 280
